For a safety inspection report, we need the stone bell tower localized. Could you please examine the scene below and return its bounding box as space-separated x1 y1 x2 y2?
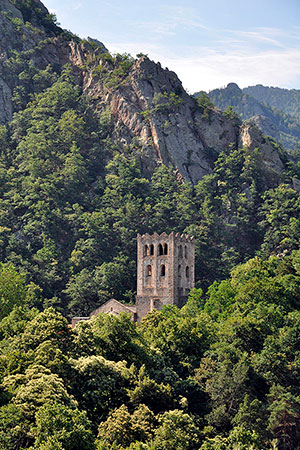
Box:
136 232 195 321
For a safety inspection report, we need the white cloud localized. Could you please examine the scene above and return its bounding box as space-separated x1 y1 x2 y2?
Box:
106 22 300 93
126 4 210 39
72 2 82 11
133 20 177 37
107 37 300 93
167 47 300 92
158 4 210 30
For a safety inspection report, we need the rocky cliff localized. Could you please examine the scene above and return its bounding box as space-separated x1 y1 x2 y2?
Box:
0 0 289 185
206 83 300 154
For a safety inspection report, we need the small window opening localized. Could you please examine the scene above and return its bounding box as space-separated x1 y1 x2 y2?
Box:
160 264 166 277
178 245 183 257
144 245 149 256
186 266 190 278
146 265 152 277
163 243 168 255
178 265 181 277
185 246 188 258
150 244 154 255
158 244 163 255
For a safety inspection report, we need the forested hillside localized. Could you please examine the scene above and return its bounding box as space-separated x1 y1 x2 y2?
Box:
244 85 300 119
204 83 300 153
1 0 300 449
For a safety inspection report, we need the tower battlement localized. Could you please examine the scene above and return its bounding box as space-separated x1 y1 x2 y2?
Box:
136 232 195 321
138 231 194 241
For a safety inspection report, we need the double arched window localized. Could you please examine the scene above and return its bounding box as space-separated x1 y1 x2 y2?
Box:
159 243 168 255
144 244 154 256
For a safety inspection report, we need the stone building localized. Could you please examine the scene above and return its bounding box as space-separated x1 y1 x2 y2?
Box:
136 231 195 321
71 231 194 326
90 299 136 321
71 299 136 327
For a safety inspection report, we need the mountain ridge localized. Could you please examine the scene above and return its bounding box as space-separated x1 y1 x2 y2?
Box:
0 0 291 185
203 83 300 153
0 0 299 313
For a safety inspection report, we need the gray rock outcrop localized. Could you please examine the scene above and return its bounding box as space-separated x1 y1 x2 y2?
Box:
0 0 288 186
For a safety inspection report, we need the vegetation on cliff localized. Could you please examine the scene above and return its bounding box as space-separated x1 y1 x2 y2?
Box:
0 1 300 449
1 67 299 313
203 83 300 153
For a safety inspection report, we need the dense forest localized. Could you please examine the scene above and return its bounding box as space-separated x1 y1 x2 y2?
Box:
1 1 300 449
203 83 300 153
243 85 300 119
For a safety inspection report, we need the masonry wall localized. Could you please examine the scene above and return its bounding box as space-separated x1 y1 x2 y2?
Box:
173 236 195 307
136 232 194 321
90 299 136 321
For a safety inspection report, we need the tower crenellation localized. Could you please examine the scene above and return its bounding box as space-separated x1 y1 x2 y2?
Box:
136 231 195 321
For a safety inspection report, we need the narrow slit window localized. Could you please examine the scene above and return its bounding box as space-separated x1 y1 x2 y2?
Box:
160 264 166 277
178 265 181 277
186 266 189 278
144 245 149 256
150 244 154 255
178 245 183 257
158 244 163 255
185 246 188 258
164 243 168 255
146 265 152 277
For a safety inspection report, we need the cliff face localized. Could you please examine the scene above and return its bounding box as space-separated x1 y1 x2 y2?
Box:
0 0 72 123
83 56 241 182
207 83 300 154
0 0 288 184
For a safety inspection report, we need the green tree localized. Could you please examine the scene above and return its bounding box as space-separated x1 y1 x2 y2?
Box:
69 355 131 422
153 409 200 450
0 403 32 450
259 185 300 256
268 384 300 450
0 263 27 320
32 403 95 450
2 365 76 419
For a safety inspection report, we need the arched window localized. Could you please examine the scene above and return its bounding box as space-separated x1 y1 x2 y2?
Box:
150 244 154 255
160 264 166 277
158 244 163 255
144 245 149 256
186 266 190 278
163 243 168 255
178 265 181 277
184 246 188 258
146 265 152 277
178 245 183 257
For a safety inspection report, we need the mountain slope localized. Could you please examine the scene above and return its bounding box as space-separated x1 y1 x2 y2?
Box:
204 83 300 152
0 0 291 185
0 0 299 314
244 84 300 119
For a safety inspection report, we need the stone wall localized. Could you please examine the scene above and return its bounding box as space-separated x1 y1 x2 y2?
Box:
90 299 136 321
136 232 194 321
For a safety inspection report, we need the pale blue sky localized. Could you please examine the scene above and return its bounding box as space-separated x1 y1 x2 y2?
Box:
43 0 300 92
